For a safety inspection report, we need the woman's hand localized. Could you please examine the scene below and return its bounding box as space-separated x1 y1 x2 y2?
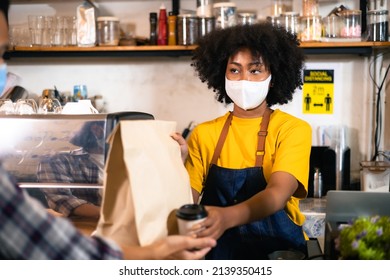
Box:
195 206 232 240
171 132 188 163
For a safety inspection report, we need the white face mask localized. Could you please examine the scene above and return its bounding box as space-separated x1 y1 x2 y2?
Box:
225 75 272 110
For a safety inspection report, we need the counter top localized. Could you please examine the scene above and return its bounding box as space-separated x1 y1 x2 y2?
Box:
47 209 98 236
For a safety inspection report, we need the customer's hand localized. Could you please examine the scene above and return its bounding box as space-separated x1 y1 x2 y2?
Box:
149 235 216 260
171 132 188 163
121 235 216 260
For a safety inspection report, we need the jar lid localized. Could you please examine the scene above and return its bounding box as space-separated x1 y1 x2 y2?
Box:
324 14 339 18
300 15 322 20
198 16 215 19
341 9 362 15
280 12 300 17
213 2 236 8
178 14 198 19
367 9 389 15
238 12 257 18
97 16 120 22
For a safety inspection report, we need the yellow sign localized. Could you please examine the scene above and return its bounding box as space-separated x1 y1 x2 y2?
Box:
302 70 334 114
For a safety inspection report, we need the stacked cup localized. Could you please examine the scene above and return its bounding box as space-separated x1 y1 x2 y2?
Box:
28 15 78 46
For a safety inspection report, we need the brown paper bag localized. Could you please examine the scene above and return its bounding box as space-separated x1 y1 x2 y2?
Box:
95 120 193 246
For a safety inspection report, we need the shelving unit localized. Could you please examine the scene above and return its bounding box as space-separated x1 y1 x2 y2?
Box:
6 41 390 58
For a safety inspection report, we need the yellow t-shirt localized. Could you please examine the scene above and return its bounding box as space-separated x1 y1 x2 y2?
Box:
185 109 312 226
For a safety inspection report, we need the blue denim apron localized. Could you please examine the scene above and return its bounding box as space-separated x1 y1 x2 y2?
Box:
200 109 307 260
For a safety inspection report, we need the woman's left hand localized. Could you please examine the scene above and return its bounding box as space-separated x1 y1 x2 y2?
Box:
195 206 231 240
171 132 188 163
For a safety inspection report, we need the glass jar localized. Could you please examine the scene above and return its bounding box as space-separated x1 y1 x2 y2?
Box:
237 12 257 25
272 0 293 17
302 0 319 17
299 16 322 41
197 0 214 17
97 16 120 46
266 15 282 28
280 12 300 35
323 14 341 38
367 10 389 42
213 2 237 29
340 10 362 39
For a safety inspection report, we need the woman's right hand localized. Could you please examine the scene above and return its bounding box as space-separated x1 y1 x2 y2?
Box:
194 206 232 240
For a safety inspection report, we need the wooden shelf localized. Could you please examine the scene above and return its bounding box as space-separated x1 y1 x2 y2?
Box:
6 45 197 58
5 41 390 58
299 41 390 55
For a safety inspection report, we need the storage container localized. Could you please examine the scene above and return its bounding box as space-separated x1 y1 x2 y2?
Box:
213 2 237 29
360 161 390 192
177 14 199 45
367 9 389 41
97 16 120 46
323 14 341 38
280 12 300 35
299 16 322 41
340 10 362 39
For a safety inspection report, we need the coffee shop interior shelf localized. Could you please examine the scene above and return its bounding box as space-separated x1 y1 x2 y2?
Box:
6 41 390 58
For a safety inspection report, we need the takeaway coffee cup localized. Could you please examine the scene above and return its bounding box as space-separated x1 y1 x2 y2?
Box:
176 204 208 236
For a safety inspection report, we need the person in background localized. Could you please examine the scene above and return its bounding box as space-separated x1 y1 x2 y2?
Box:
38 121 105 218
0 0 216 260
183 22 312 259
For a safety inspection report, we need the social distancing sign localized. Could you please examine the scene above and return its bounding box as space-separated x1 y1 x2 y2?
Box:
302 70 334 114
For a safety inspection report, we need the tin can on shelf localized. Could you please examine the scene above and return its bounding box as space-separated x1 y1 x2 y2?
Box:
177 14 199 45
198 16 215 38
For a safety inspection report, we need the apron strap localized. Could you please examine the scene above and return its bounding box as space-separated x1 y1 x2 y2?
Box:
210 108 273 167
211 112 233 165
255 108 272 167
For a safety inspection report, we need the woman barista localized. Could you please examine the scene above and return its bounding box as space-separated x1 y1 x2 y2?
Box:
184 22 312 259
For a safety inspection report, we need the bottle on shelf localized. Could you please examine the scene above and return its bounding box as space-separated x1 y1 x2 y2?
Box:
168 11 177 45
149 12 158 45
157 3 168 45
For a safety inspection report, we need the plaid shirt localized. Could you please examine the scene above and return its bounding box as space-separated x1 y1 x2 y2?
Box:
37 153 102 216
0 164 122 259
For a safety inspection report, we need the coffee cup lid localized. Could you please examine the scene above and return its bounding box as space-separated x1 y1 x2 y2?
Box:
176 204 208 220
